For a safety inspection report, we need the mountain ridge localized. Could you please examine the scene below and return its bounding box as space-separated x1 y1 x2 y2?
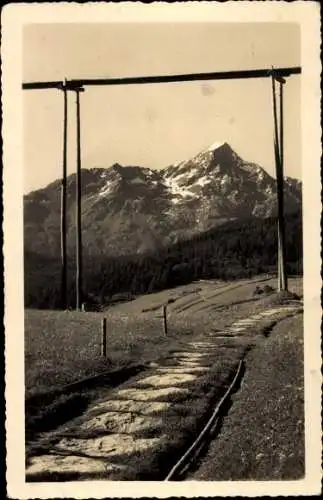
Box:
24 142 302 258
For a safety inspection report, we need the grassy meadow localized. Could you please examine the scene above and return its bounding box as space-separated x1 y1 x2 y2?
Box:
25 275 302 399
25 309 185 400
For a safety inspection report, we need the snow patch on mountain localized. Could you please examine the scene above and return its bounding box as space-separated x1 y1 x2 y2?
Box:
220 174 231 186
130 177 146 185
163 175 195 201
193 153 214 170
205 141 225 152
166 167 199 182
99 180 113 197
195 176 212 187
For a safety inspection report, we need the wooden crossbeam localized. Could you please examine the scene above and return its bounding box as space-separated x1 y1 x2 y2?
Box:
22 66 301 90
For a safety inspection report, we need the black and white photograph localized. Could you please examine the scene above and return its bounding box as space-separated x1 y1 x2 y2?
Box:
3 2 321 498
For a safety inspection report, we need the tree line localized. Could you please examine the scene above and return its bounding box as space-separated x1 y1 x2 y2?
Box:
24 211 303 310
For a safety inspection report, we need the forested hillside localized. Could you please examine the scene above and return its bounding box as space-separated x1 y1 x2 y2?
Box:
24 211 302 310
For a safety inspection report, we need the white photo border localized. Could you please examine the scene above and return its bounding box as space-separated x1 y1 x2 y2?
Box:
3 2 322 498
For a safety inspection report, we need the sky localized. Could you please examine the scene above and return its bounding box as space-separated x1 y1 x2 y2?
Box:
23 22 301 193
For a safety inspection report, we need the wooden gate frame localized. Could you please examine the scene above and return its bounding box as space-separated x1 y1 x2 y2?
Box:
22 66 302 309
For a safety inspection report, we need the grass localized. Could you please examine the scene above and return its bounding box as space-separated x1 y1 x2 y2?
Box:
26 392 91 443
25 285 303 481
25 307 195 444
25 363 146 446
188 312 304 480
24 311 192 444
25 275 303 454
25 275 302 397
25 309 189 398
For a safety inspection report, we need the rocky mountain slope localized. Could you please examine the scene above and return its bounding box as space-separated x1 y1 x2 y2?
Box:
24 142 301 257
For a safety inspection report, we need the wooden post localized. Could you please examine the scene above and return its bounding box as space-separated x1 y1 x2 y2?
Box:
60 82 68 309
272 73 282 292
75 87 84 310
279 78 288 291
271 70 288 292
101 317 107 357
274 136 283 291
163 305 168 336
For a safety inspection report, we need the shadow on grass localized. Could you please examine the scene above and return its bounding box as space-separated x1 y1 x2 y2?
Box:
26 363 146 444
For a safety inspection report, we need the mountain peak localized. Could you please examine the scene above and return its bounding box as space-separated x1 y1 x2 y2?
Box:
204 141 226 153
111 162 123 170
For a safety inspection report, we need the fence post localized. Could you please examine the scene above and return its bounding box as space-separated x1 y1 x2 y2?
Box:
163 305 168 336
101 317 107 357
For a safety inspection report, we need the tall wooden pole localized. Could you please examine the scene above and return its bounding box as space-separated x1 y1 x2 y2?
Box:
60 83 68 309
279 78 288 291
271 73 281 291
75 87 84 310
274 135 282 290
271 71 287 292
